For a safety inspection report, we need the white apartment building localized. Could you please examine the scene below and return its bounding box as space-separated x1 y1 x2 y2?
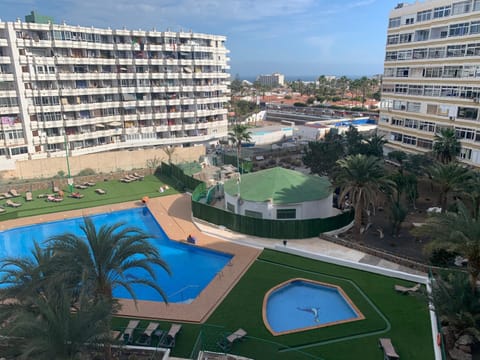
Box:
255 73 285 87
0 18 230 162
379 0 480 166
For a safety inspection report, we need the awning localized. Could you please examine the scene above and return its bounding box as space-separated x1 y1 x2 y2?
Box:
95 124 105 128
109 121 122 126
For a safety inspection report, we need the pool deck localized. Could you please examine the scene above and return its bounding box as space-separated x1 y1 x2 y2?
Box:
0 194 260 323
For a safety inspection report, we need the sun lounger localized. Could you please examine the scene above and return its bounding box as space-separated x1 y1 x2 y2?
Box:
111 330 121 341
122 320 140 344
120 178 132 183
75 184 88 189
217 328 247 352
46 195 63 203
9 189 20 197
69 192 84 199
95 188 106 195
379 338 400 359
125 175 137 181
84 182 96 187
159 324 182 349
394 283 421 294
5 199 21 208
2 192 12 199
0 207 6 213
25 191 33 201
136 322 160 346
133 173 144 180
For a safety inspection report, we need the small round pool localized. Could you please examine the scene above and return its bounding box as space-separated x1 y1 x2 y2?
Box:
263 278 364 335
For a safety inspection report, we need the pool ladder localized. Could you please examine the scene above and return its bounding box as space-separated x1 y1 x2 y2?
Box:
169 284 200 302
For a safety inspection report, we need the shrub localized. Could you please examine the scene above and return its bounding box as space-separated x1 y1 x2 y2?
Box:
429 248 458 267
77 168 96 176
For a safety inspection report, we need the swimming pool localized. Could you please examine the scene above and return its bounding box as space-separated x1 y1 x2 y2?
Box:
333 118 376 127
263 278 364 335
0 207 232 303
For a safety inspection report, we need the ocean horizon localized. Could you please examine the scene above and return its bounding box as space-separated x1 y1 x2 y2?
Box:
238 75 364 83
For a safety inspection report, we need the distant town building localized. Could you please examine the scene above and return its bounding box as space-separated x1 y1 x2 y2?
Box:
256 73 285 87
379 0 480 166
0 13 230 162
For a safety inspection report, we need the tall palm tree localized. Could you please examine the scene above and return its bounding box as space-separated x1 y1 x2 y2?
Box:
363 134 387 157
47 217 171 303
414 201 480 293
433 127 461 164
228 124 252 170
428 162 472 213
334 154 393 239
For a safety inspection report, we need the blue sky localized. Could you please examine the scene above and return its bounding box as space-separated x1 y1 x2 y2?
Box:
1 0 403 78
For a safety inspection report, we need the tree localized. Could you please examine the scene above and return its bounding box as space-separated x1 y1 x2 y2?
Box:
414 201 480 293
162 146 176 164
387 150 407 165
334 154 392 239
228 124 252 160
302 131 345 176
363 134 387 157
433 127 461 164
428 162 472 213
47 217 171 303
344 125 364 155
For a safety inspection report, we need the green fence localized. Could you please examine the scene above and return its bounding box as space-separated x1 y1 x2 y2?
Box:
157 162 203 191
223 153 253 173
192 198 354 239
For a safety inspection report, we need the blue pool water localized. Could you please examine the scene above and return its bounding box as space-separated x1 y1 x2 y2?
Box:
265 280 360 333
333 118 376 127
0 207 232 303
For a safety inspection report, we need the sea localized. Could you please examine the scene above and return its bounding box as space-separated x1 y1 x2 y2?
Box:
239 75 362 83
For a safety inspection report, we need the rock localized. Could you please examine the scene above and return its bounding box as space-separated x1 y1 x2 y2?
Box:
449 347 472 360
458 345 472 354
457 334 475 346
442 326 456 350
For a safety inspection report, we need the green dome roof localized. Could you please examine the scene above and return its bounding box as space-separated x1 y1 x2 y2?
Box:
224 167 332 204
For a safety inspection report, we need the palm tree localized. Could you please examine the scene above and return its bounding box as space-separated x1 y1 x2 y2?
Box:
414 201 480 293
433 127 461 164
334 154 393 239
228 124 252 171
47 217 171 303
428 162 472 213
363 134 387 157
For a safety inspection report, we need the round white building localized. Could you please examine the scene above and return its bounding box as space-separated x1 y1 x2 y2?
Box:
223 167 335 220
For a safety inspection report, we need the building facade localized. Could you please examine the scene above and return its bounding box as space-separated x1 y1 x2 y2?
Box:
379 0 480 166
255 72 285 87
0 18 230 163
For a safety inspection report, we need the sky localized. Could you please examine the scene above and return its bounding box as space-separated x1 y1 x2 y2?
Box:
0 0 405 79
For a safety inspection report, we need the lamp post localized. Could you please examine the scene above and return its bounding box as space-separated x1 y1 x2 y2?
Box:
63 130 73 193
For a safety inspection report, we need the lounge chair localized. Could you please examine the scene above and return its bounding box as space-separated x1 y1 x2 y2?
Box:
95 188 107 195
217 328 247 352
25 191 33 201
133 172 144 180
120 178 132 183
84 182 96 187
379 338 400 359
5 199 21 208
69 192 84 199
9 189 20 197
75 184 88 189
159 324 182 349
2 192 12 199
122 320 140 344
394 283 421 294
0 207 6 213
46 195 63 203
136 322 160 346
125 174 137 181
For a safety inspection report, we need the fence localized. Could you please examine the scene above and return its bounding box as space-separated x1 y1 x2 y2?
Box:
157 162 203 192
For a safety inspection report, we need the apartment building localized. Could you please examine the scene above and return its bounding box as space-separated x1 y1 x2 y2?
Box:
379 0 480 166
255 73 285 87
0 16 230 162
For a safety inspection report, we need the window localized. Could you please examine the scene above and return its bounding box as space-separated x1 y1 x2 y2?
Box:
415 30 430 41
466 43 480 56
424 67 442 78
387 35 399 45
457 107 478 120
403 135 417 146
452 1 471 15
397 50 412 60
474 0 480 11
434 6 451 18
459 148 472 160
399 33 413 43
470 21 480 34
276 209 296 219
391 118 404 126
408 85 423 96
389 17 401 28
404 118 418 129
417 10 432 22
405 17 415 25
396 66 409 77
424 85 441 97
393 100 407 111
428 47 445 58
382 84 394 93
395 84 408 94
427 104 438 114
407 102 421 112
413 48 428 59
446 45 466 57
244 210 262 219
456 127 476 140
441 86 459 97
10 147 27 155
390 132 403 142
226 202 235 212
419 121 436 132
384 68 395 77
417 138 433 149
385 51 397 61
443 66 462 78
449 23 470 36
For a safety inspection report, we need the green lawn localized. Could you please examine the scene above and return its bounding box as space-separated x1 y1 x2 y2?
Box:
114 249 434 360
0 175 177 220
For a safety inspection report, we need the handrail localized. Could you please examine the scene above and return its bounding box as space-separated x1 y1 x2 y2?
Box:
168 284 200 300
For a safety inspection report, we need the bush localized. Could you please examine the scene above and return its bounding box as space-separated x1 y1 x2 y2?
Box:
429 248 458 267
77 168 96 176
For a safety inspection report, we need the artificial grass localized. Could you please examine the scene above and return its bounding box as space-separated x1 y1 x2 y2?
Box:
113 249 434 360
0 175 178 220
